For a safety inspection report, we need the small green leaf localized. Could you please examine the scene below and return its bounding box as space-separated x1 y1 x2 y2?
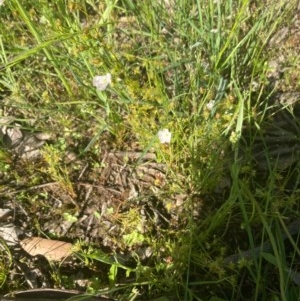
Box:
63 212 78 223
109 264 118 288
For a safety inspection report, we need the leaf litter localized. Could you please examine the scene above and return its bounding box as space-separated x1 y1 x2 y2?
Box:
20 237 73 262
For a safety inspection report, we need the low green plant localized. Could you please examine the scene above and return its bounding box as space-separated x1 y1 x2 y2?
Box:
0 239 12 289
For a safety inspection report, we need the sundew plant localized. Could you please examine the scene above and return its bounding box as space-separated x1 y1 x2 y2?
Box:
0 0 300 300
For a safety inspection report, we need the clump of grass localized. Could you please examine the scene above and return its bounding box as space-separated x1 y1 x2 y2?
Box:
0 240 12 289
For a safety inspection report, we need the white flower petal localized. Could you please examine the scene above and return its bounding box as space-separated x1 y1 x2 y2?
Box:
158 129 172 144
93 73 111 91
206 100 215 110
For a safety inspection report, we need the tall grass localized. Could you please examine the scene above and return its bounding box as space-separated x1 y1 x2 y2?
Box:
0 0 299 300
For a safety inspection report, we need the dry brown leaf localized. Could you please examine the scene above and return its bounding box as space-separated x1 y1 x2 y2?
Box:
5 288 115 301
0 224 21 246
20 237 73 261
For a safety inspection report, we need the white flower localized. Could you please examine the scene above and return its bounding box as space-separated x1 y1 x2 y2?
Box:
0 0 5 5
92 73 111 91
158 129 172 144
206 100 215 111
